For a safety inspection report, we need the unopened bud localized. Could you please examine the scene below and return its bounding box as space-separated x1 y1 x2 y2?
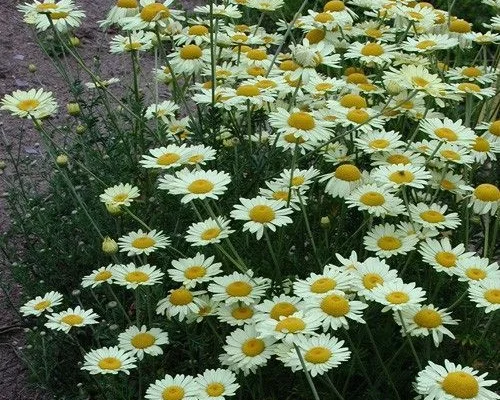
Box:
67 103 81 117
56 154 69 167
102 236 118 254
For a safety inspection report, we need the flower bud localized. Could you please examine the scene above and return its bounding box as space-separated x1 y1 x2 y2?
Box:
67 102 81 117
55 154 69 167
102 236 118 254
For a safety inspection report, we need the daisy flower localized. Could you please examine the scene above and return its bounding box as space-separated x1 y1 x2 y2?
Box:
145 374 198 400
468 278 500 313
414 360 499 400
45 306 99 333
20 291 63 317
395 304 458 347
81 265 115 288
350 257 400 297
372 163 431 190
419 117 476 146
156 287 205 321
118 325 169 360
109 30 155 53
140 144 191 170
346 184 406 217
455 256 500 283
319 164 365 198
278 333 351 377
194 368 240 400
469 183 500 215
230 196 293 240
168 253 222 288
220 324 277 376
99 183 140 208
122 0 183 31
81 346 137 375
419 238 474 276
1 88 58 119
354 130 405 154
256 310 322 344
112 263 164 289
369 279 426 312
118 229 170 256
269 108 333 143
254 294 305 322
344 41 398 65
144 100 179 123
208 270 270 306
217 303 257 326
409 203 461 230
364 223 419 259
185 216 235 246
293 265 354 299
98 0 139 28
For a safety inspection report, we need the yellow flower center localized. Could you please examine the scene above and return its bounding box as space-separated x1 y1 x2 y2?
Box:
484 289 500 304
361 43 384 56
287 112 315 130
473 137 490 152
340 93 367 109
275 317 306 332
184 266 206 279
420 210 445 223
434 127 458 141
17 99 40 112
98 357 122 370
270 302 297 320
131 236 156 249
465 268 486 280
347 109 370 124
458 83 481 92
377 236 402 251
449 19 472 33
362 273 383 289
387 154 410 165
34 300 51 311
249 205 275 223
157 153 180 165
170 288 193 305
61 314 84 325
385 291 409 304
488 120 500 137
226 281 252 297
188 25 209 36
440 179 456 190
255 79 277 89
310 277 336 293
284 134 306 144
231 306 254 320
334 164 361 181
241 338 265 356
360 192 385 206
187 179 214 194
305 29 326 44
441 371 479 398
304 347 332 364
236 84 261 97
206 383 225 397
389 170 414 184
315 12 334 23
125 271 150 283
435 251 457 268
320 294 350 316
162 386 185 400
412 76 429 87
413 308 442 328
201 228 221 240
131 332 156 349
324 0 345 11
95 270 112 281
247 49 267 60
474 183 500 202
369 139 390 149
462 67 482 77
440 149 461 161
347 73 368 84
117 0 138 8
416 40 437 49
180 44 203 60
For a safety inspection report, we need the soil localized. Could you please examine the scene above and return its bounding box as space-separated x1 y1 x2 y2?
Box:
0 1 201 398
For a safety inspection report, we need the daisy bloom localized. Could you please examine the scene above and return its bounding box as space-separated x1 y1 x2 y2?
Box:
278 333 351 377
81 346 137 375
320 164 365 198
344 41 398 65
109 30 155 53
468 278 500 313
81 265 114 288
419 238 474 275
113 263 165 289
1 88 58 119
118 325 169 360
217 303 257 326
185 216 235 246
372 163 431 190
254 294 305 322
455 256 500 283
369 279 426 312
395 304 458 347
257 310 322 344
469 183 500 215
45 306 99 333
99 183 140 207
364 223 419 259
208 270 270 305
159 168 231 203
118 229 170 256
194 368 240 400
140 144 191 170
230 196 293 240
20 291 63 317
145 374 198 400
293 265 354 299
220 324 277 375
409 203 461 230
156 286 205 321
351 257 400 297
168 253 222 288
420 117 476 146
414 360 499 400
346 184 406 217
